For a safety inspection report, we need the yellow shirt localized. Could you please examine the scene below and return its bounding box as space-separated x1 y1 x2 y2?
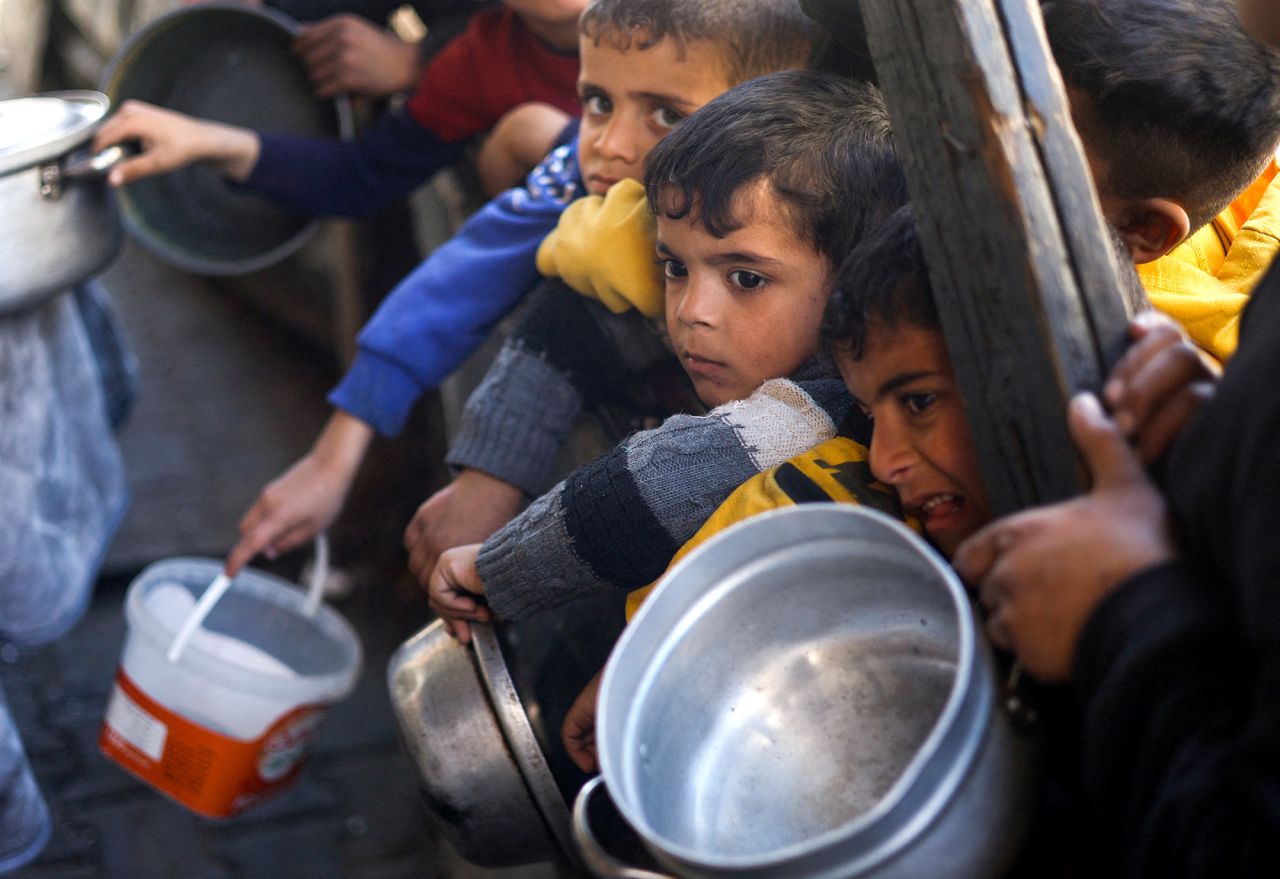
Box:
1139 161 1280 362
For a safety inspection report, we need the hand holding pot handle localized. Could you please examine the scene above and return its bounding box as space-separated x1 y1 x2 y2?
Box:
92 100 261 186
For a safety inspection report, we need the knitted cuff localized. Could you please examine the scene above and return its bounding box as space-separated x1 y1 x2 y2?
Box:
477 490 604 620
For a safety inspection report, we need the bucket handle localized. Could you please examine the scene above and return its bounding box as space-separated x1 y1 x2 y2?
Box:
572 776 676 879
302 533 329 618
166 534 330 664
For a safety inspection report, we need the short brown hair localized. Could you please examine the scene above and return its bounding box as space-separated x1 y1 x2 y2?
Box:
580 0 820 86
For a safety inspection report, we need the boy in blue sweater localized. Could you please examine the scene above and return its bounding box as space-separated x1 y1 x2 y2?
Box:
211 0 820 576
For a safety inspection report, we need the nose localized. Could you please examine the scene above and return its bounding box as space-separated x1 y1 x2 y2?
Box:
594 112 641 164
674 272 719 328
868 414 914 486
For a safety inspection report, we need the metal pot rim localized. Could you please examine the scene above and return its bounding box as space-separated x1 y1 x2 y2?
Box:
0 91 109 177
596 505 990 875
471 623 578 865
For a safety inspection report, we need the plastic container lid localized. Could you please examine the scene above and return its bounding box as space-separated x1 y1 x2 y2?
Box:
0 91 109 176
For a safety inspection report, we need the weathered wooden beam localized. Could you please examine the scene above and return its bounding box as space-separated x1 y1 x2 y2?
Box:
859 0 1139 515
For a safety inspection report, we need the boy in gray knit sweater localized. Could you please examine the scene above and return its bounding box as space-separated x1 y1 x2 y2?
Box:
425 71 906 641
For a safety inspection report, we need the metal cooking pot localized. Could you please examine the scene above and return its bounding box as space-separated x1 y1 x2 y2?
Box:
574 506 1039 879
387 620 578 868
0 91 128 313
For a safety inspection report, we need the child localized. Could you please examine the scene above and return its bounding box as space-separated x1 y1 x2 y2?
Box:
425 70 907 641
94 0 585 215
220 0 820 576
1042 0 1280 363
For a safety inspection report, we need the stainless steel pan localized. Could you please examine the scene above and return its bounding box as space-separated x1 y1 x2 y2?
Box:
575 505 1039 879
0 91 128 311
387 620 577 868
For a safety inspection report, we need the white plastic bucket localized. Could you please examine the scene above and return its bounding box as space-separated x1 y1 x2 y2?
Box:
99 555 362 817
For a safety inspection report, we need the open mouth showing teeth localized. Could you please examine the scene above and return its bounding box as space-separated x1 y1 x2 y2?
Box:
921 493 963 516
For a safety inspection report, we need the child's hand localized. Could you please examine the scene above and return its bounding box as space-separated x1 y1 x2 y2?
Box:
404 469 524 587
293 14 422 99
426 544 492 644
1104 311 1218 464
93 101 260 186
225 411 372 576
561 670 603 773
954 394 1175 682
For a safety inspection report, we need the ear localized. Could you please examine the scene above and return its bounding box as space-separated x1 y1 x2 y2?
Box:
1108 198 1192 264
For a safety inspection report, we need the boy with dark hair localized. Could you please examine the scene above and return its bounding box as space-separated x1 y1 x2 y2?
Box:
212 0 819 576
425 71 906 639
1042 0 1280 362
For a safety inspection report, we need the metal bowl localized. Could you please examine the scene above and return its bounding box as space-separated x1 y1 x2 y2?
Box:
387 620 576 868
100 4 352 275
582 505 1037 879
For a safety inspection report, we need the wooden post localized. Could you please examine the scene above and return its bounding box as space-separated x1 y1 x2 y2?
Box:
858 0 1141 515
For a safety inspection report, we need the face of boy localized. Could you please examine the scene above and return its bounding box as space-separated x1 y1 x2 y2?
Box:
837 324 992 559
576 35 734 196
659 182 832 408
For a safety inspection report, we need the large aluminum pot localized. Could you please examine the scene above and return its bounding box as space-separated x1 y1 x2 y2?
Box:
574 505 1039 879
0 91 127 312
387 620 578 868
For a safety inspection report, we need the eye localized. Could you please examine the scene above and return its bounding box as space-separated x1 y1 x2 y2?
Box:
650 106 684 130
728 270 767 290
902 392 938 415
584 93 612 115
658 258 688 279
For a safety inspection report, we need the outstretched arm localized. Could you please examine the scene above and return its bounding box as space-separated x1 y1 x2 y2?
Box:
93 101 260 186
224 409 373 576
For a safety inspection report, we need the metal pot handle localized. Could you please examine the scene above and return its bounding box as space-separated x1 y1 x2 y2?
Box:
40 142 138 200
572 776 676 879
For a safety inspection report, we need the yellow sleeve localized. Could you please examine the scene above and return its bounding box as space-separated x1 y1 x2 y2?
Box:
624 468 797 620
1139 166 1280 363
535 178 665 319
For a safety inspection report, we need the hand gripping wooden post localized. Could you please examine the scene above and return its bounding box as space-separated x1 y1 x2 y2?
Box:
858 0 1145 515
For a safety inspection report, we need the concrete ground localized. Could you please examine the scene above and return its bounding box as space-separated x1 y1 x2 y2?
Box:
0 238 565 879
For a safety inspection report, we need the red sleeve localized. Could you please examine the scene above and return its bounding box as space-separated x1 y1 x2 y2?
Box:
405 6 580 142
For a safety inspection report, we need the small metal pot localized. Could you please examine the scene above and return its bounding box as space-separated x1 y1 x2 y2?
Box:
387 620 578 868
0 91 127 313
574 506 1039 879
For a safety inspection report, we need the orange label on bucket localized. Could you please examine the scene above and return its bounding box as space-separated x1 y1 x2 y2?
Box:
99 670 327 818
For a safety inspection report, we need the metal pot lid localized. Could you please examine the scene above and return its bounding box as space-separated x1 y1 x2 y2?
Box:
0 91 109 177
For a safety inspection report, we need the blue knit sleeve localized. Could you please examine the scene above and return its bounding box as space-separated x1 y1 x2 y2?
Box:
242 108 467 217
328 142 584 435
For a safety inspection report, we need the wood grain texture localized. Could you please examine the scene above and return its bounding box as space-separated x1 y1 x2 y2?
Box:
859 0 1139 514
